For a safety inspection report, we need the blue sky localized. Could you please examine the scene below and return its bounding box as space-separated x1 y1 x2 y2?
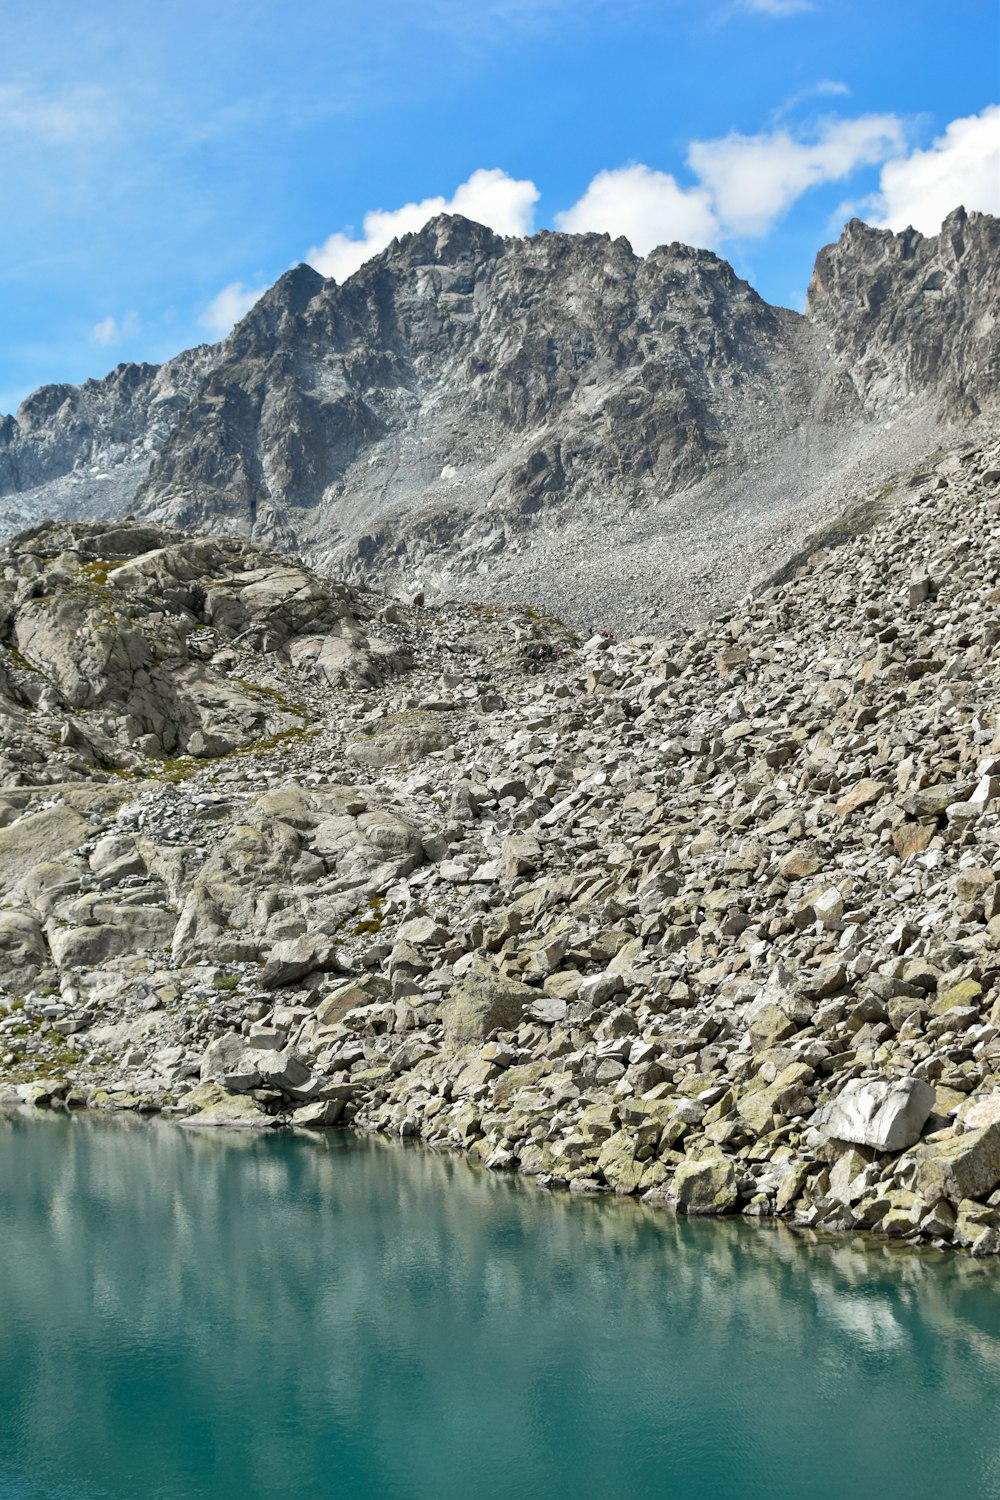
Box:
1 0 998 413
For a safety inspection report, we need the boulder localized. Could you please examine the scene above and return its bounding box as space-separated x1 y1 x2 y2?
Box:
914 1122 1000 1204
348 713 454 768
291 1098 346 1127
255 1048 315 1098
502 833 542 882
395 915 449 948
672 1157 738 1215
815 1077 935 1152
199 1033 262 1092
836 778 884 818
958 1094 1000 1131
261 935 339 989
748 1001 797 1052
178 1082 278 1129
0 806 89 895
528 995 568 1025
596 1131 645 1194
0 909 48 985
441 968 537 1043
577 972 624 1011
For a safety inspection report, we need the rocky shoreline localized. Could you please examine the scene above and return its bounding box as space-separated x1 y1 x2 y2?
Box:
3 437 1000 1254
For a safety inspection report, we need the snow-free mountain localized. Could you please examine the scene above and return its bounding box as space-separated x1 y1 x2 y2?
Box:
1 208 997 630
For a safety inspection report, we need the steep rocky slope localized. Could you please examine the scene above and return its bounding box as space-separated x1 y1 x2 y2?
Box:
1 209 996 631
4 435 1000 1253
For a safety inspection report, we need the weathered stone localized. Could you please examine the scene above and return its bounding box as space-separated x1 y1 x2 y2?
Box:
577 972 624 1011
672 1157 738 1215
178 1082 278 1129
596 1131 645 1194
261 936 339 989
199 1033 262 1092
255 1048 314 1097
914 1123 1000 1203
958 1093 1000 1131
815 1078 935 1152
892 823 935 859
748 1002 797 1053
778 849 823 880
0 807 89 895
441 969 537 1043
932 979 983 1015
502 834 542 882
836 779 884 819
394 915 449 948
349 714 454 767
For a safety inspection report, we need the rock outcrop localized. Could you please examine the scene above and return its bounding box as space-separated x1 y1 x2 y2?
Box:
0 517 406 779
807 208 1000 418
1 210 997 632
0 347 217 533
5 436 1000 1253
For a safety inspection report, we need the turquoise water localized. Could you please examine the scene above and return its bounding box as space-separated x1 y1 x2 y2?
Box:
1 1115 999 1500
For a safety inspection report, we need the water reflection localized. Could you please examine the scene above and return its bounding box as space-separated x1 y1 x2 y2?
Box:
1 1112 998 1500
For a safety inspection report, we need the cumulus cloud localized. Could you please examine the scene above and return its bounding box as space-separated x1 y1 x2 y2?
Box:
199 281 269 336
553 164 719 253
91 310 138 346
688 114 905 236
867 105 1000 233
306 167 539 282
553 115 905 252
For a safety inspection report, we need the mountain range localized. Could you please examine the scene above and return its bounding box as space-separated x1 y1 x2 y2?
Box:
1 206 996 630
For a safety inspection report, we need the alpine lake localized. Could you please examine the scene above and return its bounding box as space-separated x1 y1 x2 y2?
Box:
2 1111 998 1500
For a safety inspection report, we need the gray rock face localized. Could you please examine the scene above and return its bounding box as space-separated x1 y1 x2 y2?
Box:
807 208 1000 418
914 1123 1000 1204
0 346 217 531
672 1157 738 1215
0 210 996 632
815 1078 936 1152
200 1033 262 1092
0 516 408 779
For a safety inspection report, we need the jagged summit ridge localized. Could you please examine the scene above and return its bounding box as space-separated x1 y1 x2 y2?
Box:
0 208 997 629
808 206 1000 417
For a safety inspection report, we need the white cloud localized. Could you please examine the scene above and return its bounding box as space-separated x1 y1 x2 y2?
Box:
737 0 815 14
0 82 107 145
305 167 539 282
553 164 719 253
774 79 850 117
868 105 1000 234
91 310 138 346
688 114 905 236
553 115 905 254
199 281 269 336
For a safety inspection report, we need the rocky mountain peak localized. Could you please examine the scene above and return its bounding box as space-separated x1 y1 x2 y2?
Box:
807 207 1000 417
0 210 997 633
226 263 326 354
392 211 509 269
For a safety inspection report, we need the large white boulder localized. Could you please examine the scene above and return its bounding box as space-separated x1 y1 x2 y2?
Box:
815 1077 935 1152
